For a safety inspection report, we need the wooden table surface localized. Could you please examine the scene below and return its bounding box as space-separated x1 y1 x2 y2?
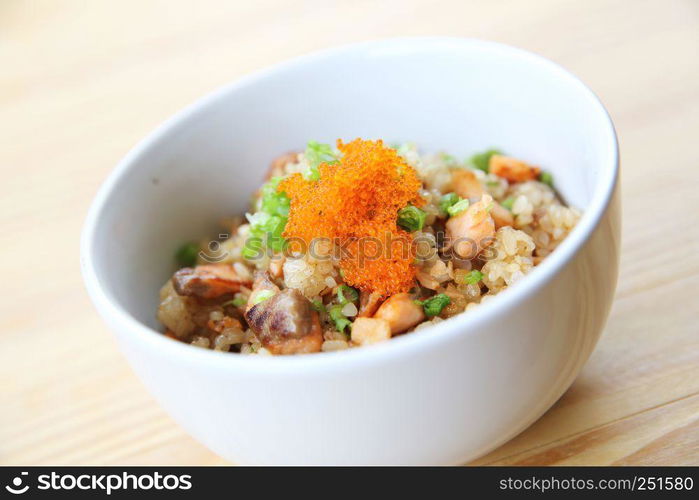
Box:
2 0 698 465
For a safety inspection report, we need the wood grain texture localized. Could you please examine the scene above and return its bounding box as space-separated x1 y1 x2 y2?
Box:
1 0 698 465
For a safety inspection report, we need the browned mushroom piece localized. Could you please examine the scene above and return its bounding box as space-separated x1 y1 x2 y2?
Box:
244 288 323 355
172 264 252 299
265 151 300 180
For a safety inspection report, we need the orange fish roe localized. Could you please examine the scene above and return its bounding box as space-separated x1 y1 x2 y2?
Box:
279 138 424 296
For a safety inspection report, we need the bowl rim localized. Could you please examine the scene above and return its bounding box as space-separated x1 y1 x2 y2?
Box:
81 36 619 373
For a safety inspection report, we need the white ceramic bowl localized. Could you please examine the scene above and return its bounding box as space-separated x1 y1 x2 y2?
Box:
81 38 620 465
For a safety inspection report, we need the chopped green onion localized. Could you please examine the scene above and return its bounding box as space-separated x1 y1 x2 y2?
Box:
470 149 502 173
396 142 416 158
337 285 359 305
440 152 456 164
303 168 320 181
539 171 554 187
311 299 326 313
306 141 338 167
303 166 320 181
462 270 484 285
417 294 451 317
439 193 460 215
303 141 339 180
397 205 427 232
447 198 470 217
222 296 247 308
335 318 352 334
242 235 264 260
251 290 275 306
501 197 515 211
328 304 352 333
259 176 291 217
243 177 290 259
175 242 199 267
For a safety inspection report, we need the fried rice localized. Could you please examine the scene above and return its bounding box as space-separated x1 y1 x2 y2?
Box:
157 139 581 355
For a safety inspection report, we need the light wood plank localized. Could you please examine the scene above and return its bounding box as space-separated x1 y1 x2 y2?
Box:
482 395 699 466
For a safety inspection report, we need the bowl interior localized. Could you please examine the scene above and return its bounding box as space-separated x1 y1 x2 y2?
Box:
87 39 615 331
